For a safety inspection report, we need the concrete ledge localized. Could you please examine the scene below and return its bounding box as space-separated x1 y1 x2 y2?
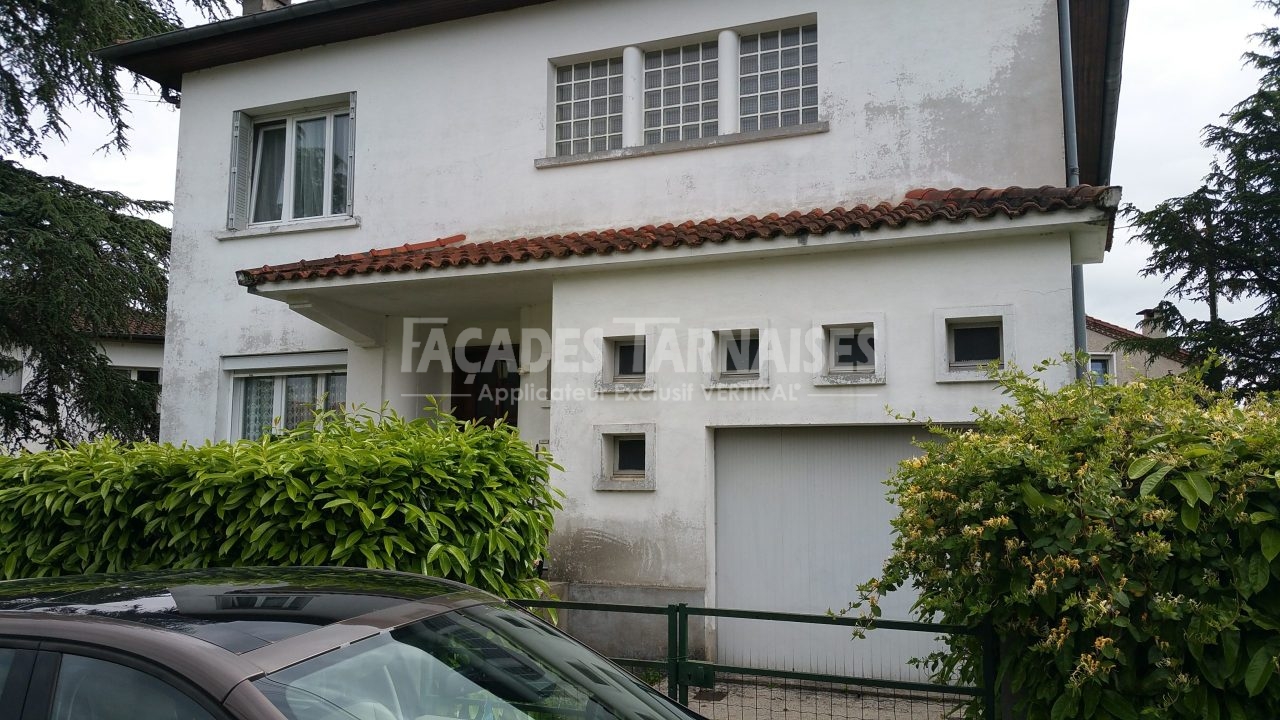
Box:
216 214 361 240
535 122 829 169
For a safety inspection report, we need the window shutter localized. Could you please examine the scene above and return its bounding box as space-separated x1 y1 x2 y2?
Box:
345 92 356 214
227 111 253 230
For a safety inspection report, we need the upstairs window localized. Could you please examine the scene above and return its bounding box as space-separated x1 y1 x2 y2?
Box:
228 93 355 230
644 42 719 144
739 24 818 131
549 19 818 158
554 58 624 156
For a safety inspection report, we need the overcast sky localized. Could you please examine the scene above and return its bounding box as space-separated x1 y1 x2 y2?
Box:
14 0 1277 333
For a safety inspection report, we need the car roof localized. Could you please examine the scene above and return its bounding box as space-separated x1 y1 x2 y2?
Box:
0 567 492 655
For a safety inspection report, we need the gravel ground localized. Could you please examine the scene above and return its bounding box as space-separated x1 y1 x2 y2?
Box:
667 679 968 720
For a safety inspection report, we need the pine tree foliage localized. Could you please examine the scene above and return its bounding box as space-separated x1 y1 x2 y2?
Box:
0 160 170 447
0 0 229 446
1120 1 1280 394
0 0 227 156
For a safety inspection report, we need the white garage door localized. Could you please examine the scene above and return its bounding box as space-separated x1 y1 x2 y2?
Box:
714 426 936 680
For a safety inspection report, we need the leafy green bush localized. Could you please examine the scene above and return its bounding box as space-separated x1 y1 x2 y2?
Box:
857 363 1280 719
0 409 562 599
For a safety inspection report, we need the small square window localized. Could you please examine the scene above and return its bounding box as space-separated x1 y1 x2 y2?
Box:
595 424 655 491
614 435 646 475
828 326 875 372
948 321 1002 368
721 331 760 376
612 338 646 381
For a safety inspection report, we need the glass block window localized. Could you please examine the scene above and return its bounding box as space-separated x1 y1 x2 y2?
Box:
643 42 719 145
555 57 624 156
739 24 818 132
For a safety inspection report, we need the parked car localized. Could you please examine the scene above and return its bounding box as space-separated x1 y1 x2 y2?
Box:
0 567 701 720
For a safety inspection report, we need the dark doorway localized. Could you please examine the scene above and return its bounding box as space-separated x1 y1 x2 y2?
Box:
450 344 519 426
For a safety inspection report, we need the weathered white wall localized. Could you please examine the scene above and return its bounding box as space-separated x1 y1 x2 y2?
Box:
161 0 1066 442
547 232 1076 593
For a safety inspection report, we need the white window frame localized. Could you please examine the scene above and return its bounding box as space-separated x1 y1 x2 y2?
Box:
545 15 819 159
115 367 162 384
812 313 886 386
596 331 656 393
227 93 356 232
706 324 770 389
249 109 350 225
230 368 347 440
935 306 1015 383
1089 353 1115 386
594 423 656 491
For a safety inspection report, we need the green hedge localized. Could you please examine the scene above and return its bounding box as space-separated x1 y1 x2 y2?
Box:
0 410 562 599
857 363 1280 719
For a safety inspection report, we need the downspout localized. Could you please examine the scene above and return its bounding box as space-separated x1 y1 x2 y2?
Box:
1058 0 1087 378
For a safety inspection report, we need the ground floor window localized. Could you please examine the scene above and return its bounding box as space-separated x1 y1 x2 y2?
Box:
237 371 346 439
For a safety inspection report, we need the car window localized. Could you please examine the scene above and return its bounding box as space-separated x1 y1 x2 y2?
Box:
0 648 14 691
50 654 216 720
255 604 697 720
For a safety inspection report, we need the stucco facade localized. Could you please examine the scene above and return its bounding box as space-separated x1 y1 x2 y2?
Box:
103 0 1128 661
158 0 1075 440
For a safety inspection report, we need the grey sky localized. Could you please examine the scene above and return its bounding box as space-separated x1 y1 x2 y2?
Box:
14 0 1277 334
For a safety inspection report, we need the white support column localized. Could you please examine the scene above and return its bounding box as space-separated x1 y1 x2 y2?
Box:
622 45 644 147
717 29 740 135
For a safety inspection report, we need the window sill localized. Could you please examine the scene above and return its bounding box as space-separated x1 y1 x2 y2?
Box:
936 366 1000 384
535 121 829 169
217 215 361 240
594 475 655 492
596 379 655 394
705 375 769 390
813 372 885 387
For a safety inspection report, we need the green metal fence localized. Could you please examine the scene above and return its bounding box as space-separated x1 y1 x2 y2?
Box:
513 599 997 720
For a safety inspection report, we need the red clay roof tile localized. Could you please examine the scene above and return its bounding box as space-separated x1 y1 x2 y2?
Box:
1086 314 1191 364
237 185 1119 287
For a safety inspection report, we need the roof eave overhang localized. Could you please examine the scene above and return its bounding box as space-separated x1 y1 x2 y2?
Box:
249 208 1115 300
1071 0 1129 186
95 0 553 90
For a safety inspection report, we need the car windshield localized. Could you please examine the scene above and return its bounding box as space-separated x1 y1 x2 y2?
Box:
254 602 698 720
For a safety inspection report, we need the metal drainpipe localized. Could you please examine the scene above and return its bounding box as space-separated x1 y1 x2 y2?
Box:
1059 0 1087 378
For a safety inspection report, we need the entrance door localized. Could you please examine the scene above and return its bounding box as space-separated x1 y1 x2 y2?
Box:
450 345 519 426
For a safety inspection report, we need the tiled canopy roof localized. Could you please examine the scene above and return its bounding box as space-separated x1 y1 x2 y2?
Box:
237 185 1119 287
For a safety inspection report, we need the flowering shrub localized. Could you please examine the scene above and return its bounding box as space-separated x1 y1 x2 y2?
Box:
857 363 1280 719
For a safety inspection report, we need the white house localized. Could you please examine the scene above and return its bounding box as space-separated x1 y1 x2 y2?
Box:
102 0 1127 672
3 314 165 449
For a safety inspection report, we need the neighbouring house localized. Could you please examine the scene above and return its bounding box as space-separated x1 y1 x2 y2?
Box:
101 0 1127 674
1086 312 1188 384
2 313 165 449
